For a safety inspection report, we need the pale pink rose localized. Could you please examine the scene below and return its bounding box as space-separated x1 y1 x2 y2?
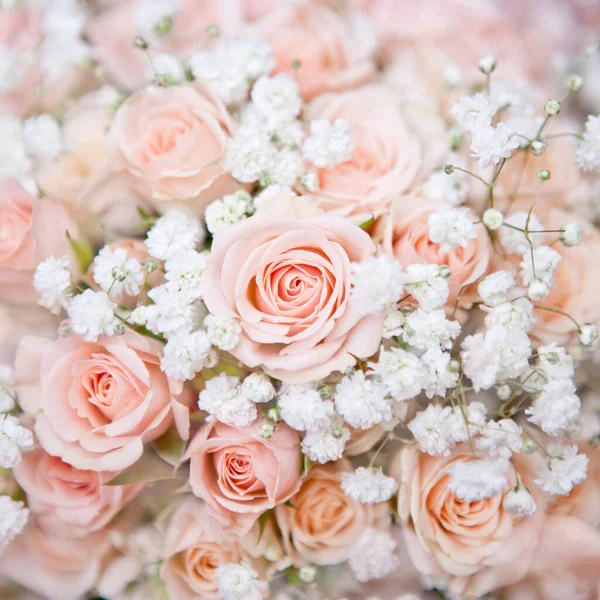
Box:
0 179 77 306
186 419 302 535
303 85 446 219
15 330 193 471
108 84 235 206
381 201 491 309
161 497 271 600
0 522 115 600
275 460 390 566
248 2 375 100
14 447 143 538
86 0 244 91
395 442 550 598
201 191 384 382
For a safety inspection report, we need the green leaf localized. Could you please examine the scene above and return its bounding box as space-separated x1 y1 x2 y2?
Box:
152 427 186 467
359 215 375 229
66 232 94 272
104 451 181 486
302 455 313 476
257 509 273 543
284 500 296 509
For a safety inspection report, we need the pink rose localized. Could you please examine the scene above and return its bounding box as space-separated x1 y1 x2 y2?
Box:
303 85 446 219
186 419 302 534
13 447 143 538
381 201 491 310
108 84 236 206
395 442 549 598
248 2 375 100
15 330 193 471
0 179 76 306
161 497 271 600
86 0 244 91
275 460 389 566
201 192 384 382
0 523 115 600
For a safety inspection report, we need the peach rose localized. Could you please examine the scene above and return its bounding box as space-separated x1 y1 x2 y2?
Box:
14 330 193 471
108 84 235 206
0 523 115 600
381 201 491 309
14 447 143 538
186 419 302 535
395 442 549 599
248 2 375 100
201 192 384 382
303 85 446 219
161 497 270 600
0 179 77 306
275 460 389 566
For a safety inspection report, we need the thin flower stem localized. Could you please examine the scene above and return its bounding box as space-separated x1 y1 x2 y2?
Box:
368 434 391 468
543 132 584 141
533 305 581 331
525 428 553 460
450 166 491 188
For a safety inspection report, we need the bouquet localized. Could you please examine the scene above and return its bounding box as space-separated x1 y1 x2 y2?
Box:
0 1 599 599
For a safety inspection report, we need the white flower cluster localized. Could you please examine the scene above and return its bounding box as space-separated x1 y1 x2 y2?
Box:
348 528 399 583
428 207 477 254
205 190 254 236
447 457 509 502
0 496 29 551
216 562 268 600
576 115 600 172
0 415 33 469
340 467 398 504
303 119 355 168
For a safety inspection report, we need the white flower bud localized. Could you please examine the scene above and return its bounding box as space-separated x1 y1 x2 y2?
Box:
544 100 560 116
528 279 550 301
259 423 274 439
443 64 463 89
128 307 147 326
482 208 504 230
531 139 547 156
579 323 599 347
298 566 317 583
503 486 537 518
144 261 157 273
497 384 511 401
523 440 536 453
438 265 451 279
565 74 583 93
478 54 496 74
444 164 455 175
537 169 551 181
560 221 582 247
268 406 281 422
300 172 319 192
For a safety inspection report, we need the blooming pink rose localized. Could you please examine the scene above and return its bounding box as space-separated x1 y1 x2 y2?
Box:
275 460 389 566
248 2 375 100
0 523 115 600
303 85 446 219
15 330 193 471
395 442 549 598
201 192 384 382
381 201 491 310
161 497 271 600
0 179 76 306
14 447 143 538
186 419 302 534
108 84 236 206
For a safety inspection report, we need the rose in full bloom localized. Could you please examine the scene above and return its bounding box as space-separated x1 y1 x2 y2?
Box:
201 191 384 382
14 330 193 471
14 447 143 538
303 85 446 218
108 84 235 205
161 497 272 600
186 419 302 535
249 2 375 100
0 179 76 306
275 460 389 565
394 442 549 598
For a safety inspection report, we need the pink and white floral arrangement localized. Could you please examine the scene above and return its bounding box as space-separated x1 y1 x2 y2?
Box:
0 1 600 599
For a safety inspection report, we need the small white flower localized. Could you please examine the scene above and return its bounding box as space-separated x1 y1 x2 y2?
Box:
216 562 268 600
520 245 562 287
40 36 91 81
350 255 404 316
576 115 600 172
499 211 546 255
408 404 454 456
241 372 275 404
477 419 523 458
403 264 450 312
403 308 461 351
450 92 497 132
478 270 516 307
527 279 550 301
447 458 509 502
503 486 537 518
147 52 185 85
537 344 574 381
428 207 476 254
198 373 257 428
470 123 520 168
579 323 599 347
340 467 398 504
482 298 534 332
267 148 304 187
526 378 580 436
204 315 241 351
22 114 62 162
145 211 203 261
42 0 86 37
478 54 496 74
93 247 144 299
535 444 588 496
448 402 488 444
334 371 392 430
161 330 211 381
205 191 252 235
223 125 276 183
0 415 33 469
560 221 582 247
482 208 504 231
143 283 198 337
382 303 405 338
301 416 350 464
164 249 208 302
68 290 118 342
33 255 72 313
303 119 355 168
0 496 28 550
251 73 302 124
421 347 458 399
348 528 399 583
279 385 335 432
368 347 426 402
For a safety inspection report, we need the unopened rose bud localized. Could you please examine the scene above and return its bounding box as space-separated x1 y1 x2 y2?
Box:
531 139 547 156
528 279 550 301
565 74 583 93
544 100 560 116
537 169 551 181
579 323 599 347
478 54 496 74
483 208 504 231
